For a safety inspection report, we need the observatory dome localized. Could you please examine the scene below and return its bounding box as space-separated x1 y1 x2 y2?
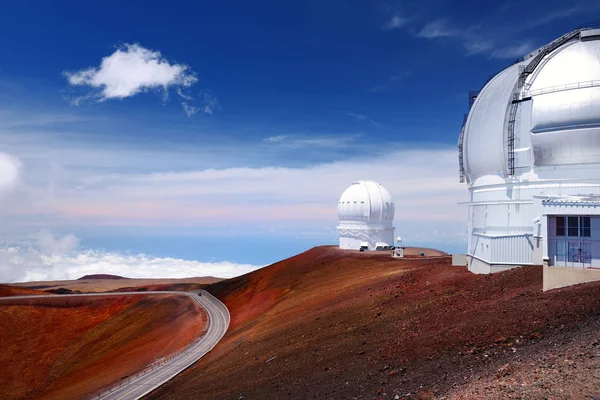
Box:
461 27 600 184
458 26 600 275
338 180 395 223
337 181 395 251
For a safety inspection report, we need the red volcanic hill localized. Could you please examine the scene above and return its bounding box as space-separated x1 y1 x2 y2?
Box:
0 284 47 297
77 274 128 280
14 276 222 293
148 246 600 400
0 293 207 400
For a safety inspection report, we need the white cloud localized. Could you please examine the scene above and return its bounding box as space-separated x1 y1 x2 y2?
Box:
463 40 494 56
383 15 406 30
0 153 21 194
261 134 361 148
414 18 534 60
347 112 367 121
181 102 200 117
369 71 411 92
50 148 465 227
34 230 79 255
177 91 220 117
347 112 381 128
263 135 287 143
176 88 194 101
417 19 454 38
64 43 197 103
201 93 221 115
490 42 534 59
0 123 467 265
0 233 261 283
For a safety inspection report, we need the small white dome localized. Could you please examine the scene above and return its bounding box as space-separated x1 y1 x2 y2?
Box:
338 181 395 224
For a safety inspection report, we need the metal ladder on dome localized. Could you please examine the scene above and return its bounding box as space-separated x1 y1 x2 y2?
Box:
458 113 468 183
506 27 587 176
516 29 583 91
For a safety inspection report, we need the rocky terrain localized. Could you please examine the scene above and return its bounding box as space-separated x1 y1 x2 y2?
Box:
145 246 600 400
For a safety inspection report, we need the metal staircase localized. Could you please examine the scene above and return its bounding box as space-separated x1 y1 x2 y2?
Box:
516 29 583 91
506 27 589 176
506 101 519 175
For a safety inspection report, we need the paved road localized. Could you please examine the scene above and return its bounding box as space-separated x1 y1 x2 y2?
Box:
0 290 230 400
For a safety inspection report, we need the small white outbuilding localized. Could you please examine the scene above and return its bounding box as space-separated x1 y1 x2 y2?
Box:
337 180 395 250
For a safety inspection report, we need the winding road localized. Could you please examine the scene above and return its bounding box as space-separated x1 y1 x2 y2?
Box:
0 289 229 400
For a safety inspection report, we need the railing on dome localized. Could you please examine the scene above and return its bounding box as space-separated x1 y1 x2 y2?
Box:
515 30 582 92
458 22 600 182
505 24 600 176
523 79 600 98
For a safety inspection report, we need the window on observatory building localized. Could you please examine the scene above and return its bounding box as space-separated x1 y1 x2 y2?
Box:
556 216 591 237
568 217 579 237
581 217 591 237
556 216 565 236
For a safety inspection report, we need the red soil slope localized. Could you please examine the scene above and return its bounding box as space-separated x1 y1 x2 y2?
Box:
13 276 222 293
0 284 48 297
148 246 600 400
0 294 207 400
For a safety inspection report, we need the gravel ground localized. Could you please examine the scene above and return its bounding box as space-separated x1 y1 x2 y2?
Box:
444 313 600 400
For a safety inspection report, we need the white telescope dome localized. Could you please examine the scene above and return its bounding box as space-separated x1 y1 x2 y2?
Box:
337 181 395 250
458 26 600 275
338 180 395 223
461 28 600 184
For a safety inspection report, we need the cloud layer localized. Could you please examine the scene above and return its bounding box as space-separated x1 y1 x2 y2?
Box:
0 233 262 283
0 112 467 282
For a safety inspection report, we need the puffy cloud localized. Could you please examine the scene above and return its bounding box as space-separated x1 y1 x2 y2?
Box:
34 230 79 255
0 233 261 283
64 43 197 102
0 153 21 194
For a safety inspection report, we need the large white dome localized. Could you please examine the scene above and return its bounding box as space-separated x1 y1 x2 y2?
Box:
460 27 600 185
338 181 395 224
457 26 600 275
337 181 395 251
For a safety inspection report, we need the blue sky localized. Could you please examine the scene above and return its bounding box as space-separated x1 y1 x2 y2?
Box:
0 0 597 281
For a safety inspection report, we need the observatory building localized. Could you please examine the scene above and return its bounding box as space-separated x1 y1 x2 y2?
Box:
337 181 395 250
459 25 600 282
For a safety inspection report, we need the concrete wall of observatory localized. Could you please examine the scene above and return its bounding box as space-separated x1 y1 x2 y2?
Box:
338 229 394 251
543 265 600 291
467 256 522 274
